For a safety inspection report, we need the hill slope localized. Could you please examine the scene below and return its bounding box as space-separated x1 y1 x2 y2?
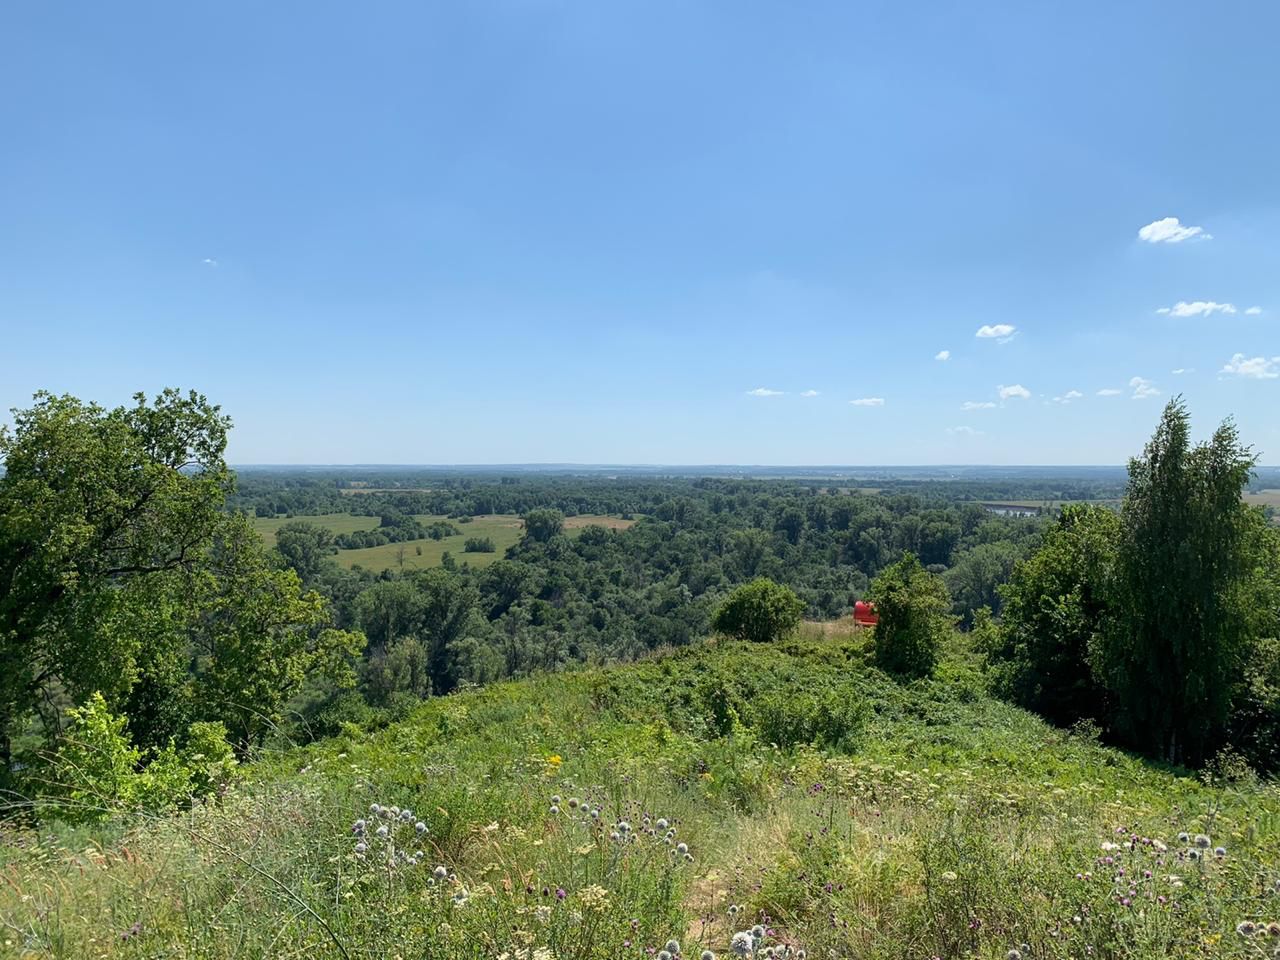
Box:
4 634 1279 959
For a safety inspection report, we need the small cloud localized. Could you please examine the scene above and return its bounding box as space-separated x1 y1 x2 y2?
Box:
1171 368 1194 375
1220 354 1280 380
1138 217 1208 244
947 425 983 436
1053 389 1084 404
1245 306 1263 315
747 387 784 397
961 400 997 410
997 384 1031 401
1130 376 1160 399
849 397 885 407
976 324 1017 341
799 389 819 397
934 349 951 361
1157 300 1237 318
202 257 218 266
1097 388 1123 396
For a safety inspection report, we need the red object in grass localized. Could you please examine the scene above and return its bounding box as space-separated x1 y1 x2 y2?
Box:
853 600 879 627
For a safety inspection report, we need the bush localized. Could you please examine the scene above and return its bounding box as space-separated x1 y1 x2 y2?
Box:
711 578 805 643
751 684 868 750
869 552 950 678
463 536 496 553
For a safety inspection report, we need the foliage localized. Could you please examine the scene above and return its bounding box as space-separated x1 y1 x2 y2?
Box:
0 389 232 773
462 536 495 553
710 578 805 643
1093 398 1260 765
522 508 565 543
274 521 337 582
989 504 1120 725
869 553 950 678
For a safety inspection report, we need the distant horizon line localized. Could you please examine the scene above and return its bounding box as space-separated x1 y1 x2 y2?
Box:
228 462 1280 470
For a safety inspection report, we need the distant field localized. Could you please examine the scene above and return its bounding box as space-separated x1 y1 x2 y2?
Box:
338 487 434 495
1245 489 1280 508
250 513 380 545
329 513 638 572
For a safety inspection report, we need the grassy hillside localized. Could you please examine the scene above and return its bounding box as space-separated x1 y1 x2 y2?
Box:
3 633 1279 959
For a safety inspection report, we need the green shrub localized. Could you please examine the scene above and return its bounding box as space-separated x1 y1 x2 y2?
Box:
711 578 805 643
869 553 951 678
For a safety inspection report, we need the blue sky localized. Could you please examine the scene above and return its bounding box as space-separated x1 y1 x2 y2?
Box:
2 2 1278 465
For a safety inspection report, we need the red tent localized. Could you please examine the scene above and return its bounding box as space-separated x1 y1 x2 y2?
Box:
853 600 878 627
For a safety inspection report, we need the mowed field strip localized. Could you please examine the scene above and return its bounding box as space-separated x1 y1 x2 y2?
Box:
252 512 637 571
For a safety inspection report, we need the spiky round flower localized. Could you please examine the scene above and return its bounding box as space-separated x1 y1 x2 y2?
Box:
400 809 413 822
1239 921 1259 937
416 821 428 835
568 797 580 809
352 819 366 835
375 825 389 838
591 808 600 820
677 842 689 856
551 795 562 805
665 939 681 955
1177 831 1190 843
1194 834 1212 849
1214 846 1226 858
1006 951 1022 960
370 803 381 814
656 818 669 831
354 841 367 854
751 925 766 940
728 904 739 917
658 952 672 960
550 805 560 815
701 952 716 960
1187 849 1201 861
618 820 631 833
730 932 754 957
433 865 448 880
610 831 621 842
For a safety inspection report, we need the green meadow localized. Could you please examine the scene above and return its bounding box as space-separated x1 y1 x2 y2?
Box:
4 632 1278 959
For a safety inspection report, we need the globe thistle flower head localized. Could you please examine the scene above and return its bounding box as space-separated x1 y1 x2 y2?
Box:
433 865 449 880
1214 846 1226 858
550 805 560 815
1239 921 1259 937
568 797 580 809
352 819 366 835
677 842 689 855
416 821 428 835
354 841 367 854
666 939 681 954
551 795 562 805
702 951 716 960
658 952 672 960
730 932 754 957
656 818 669 831
375 824 389 838
1007 950 1023 960
1187 848 1201 861
728 904 739 917
1177 832 1190 843
1194 834 1211 849
751 924 766 940
591 808 600 820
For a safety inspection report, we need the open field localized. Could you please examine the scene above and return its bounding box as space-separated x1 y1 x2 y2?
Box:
250 512 380 545
1245 489 1280 509
335 513 639 572
5 633 1278 959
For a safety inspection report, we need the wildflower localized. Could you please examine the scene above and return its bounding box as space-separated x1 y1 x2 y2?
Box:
940 871 958 882
579 885 610 912
375 825 389 838
618 820 631 833
676 842 689 855
1177 832 1190 843
684 853 694 862
551 794 562 805
1152 839 1167 852
656 818 669 831
658 952 672 960
416 821 428 835
610 832 621 842
728 905 739 917
1214 846 1227 858
1007 951 1023 960
568 797 580 809
550 805 560 815
355 841 368 854
1239 922 1259 937
1265 922 1280 938
591 808 600 820
751 925 765 941
388 806 400 818
702 952 716 960
1193 834 1211 849
556 887 567 900
666 939 682 955
730 931 755 956
434 865 449 880
1187 849 1201 861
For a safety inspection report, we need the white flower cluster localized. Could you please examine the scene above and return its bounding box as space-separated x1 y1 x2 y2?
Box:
351 801 430 869
548 797 694 862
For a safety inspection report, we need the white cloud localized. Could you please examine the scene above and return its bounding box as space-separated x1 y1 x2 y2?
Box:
747 387 784 397
799 389 819 397
934 349 951 361
961 400 997 410
1138 217 1208 244
1221 354 1280 379
1245 306 1263 315
849 397 885 407
1097 388 1123 396
997 384 1031 401
1053 389 1084 404
947 425 983 436
202 257 218 266
1129 376 1160 399
1171 368 1194 375
976 324 1017 341
1156 300 1237 318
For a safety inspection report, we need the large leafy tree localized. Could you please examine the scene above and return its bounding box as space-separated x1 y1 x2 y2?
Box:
988 504 1119 725
1093 398 1259 765
0 390 232 769
869 552 950 678
711 577 805 644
